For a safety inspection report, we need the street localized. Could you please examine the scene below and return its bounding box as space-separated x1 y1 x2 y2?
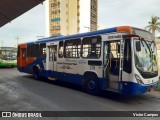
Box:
0 68 160 120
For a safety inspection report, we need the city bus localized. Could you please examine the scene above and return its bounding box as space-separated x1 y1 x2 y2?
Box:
17 26 159 95
0 47 17 67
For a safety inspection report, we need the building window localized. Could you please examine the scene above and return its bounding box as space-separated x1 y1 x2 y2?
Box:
82 36 101 59
64 39 81 58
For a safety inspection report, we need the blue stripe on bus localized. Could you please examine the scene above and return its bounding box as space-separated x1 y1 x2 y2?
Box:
17 65 159 96
18 56 158 96
18 65 105 90
43 70 104 88
17 58 45 74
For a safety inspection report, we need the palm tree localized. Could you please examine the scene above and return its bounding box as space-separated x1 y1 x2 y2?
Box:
145 15 160 39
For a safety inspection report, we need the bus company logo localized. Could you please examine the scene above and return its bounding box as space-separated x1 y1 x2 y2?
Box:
1 112 42 118
2 112 11 117
108 35 122 39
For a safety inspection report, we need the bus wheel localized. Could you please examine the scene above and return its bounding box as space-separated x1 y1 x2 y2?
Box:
84 75 100 95
33 68 40 80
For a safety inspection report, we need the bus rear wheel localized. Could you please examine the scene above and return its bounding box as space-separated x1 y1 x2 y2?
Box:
84 75 100 95
33 67 40 80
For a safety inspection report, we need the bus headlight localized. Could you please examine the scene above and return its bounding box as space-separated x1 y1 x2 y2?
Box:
135 74 144 85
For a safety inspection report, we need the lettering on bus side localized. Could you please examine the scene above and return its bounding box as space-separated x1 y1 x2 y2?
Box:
57 62 77 65
78 60 87 64
108 35 122 39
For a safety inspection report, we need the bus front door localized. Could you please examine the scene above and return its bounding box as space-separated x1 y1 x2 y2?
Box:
104 40 123 92
47 45 57 71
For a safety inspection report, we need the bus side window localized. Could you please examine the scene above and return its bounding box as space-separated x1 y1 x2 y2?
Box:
64 39 81 58
82 36 101 59
40 43 46 57
59 41 63 58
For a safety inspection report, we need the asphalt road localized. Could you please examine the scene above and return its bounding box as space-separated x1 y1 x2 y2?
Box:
0 68 160 120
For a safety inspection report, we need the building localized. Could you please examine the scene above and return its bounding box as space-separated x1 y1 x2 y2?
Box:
47 0 98 36
156 37 160 70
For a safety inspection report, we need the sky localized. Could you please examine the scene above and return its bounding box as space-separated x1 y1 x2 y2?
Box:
0 0 160 47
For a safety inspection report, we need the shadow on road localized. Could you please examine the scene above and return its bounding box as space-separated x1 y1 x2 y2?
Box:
0 67 16 69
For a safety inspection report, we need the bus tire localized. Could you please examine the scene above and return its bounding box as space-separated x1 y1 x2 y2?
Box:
83 75 100 95
33 67 40 80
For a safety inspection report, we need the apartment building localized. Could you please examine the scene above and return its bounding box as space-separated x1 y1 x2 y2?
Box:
47 0 98 36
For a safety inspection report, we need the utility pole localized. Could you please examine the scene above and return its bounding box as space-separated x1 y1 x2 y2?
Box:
1 41 3 47
14 36 19 48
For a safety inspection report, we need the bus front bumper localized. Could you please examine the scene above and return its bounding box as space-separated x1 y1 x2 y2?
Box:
121 81 158 95
0 62 17 67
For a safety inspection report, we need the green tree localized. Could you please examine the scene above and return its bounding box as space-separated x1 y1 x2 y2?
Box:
145 15 160 39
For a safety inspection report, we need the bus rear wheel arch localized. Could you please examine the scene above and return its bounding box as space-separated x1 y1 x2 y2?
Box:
83 72 100 95
33 66 40 80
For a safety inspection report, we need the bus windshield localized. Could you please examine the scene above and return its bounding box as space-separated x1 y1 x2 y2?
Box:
0 50 17 60
134 39 158 78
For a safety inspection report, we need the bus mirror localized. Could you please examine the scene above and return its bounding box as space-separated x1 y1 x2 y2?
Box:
136 41 141 51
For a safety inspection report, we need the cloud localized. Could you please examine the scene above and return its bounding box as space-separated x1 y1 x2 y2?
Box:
99 0 160 30
1 0 160 47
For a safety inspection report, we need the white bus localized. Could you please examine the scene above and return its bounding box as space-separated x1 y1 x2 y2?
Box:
17 26 159 95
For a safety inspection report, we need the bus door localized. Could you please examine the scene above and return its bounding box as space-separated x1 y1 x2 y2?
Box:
103 40 124 91
19 45 27 67
47 45 57 71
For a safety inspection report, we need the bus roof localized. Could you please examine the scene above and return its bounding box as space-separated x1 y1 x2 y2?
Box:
23 26 134 45
28 27 118 45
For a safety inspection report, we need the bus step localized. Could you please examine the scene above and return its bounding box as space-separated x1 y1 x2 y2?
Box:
105 88 119 93
48 77 57 81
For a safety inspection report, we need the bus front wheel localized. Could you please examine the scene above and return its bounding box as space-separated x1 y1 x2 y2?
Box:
83 75 100 95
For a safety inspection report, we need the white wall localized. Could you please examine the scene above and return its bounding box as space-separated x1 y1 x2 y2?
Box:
68 0 78 35
60 0 68 35
61 0 78 35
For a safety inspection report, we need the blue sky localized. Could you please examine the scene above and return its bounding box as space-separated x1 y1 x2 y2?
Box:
0 0 160 47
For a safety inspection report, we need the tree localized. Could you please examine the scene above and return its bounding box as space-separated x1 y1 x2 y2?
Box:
145 15 160 39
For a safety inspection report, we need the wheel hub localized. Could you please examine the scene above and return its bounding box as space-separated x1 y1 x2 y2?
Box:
88 80 96 89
